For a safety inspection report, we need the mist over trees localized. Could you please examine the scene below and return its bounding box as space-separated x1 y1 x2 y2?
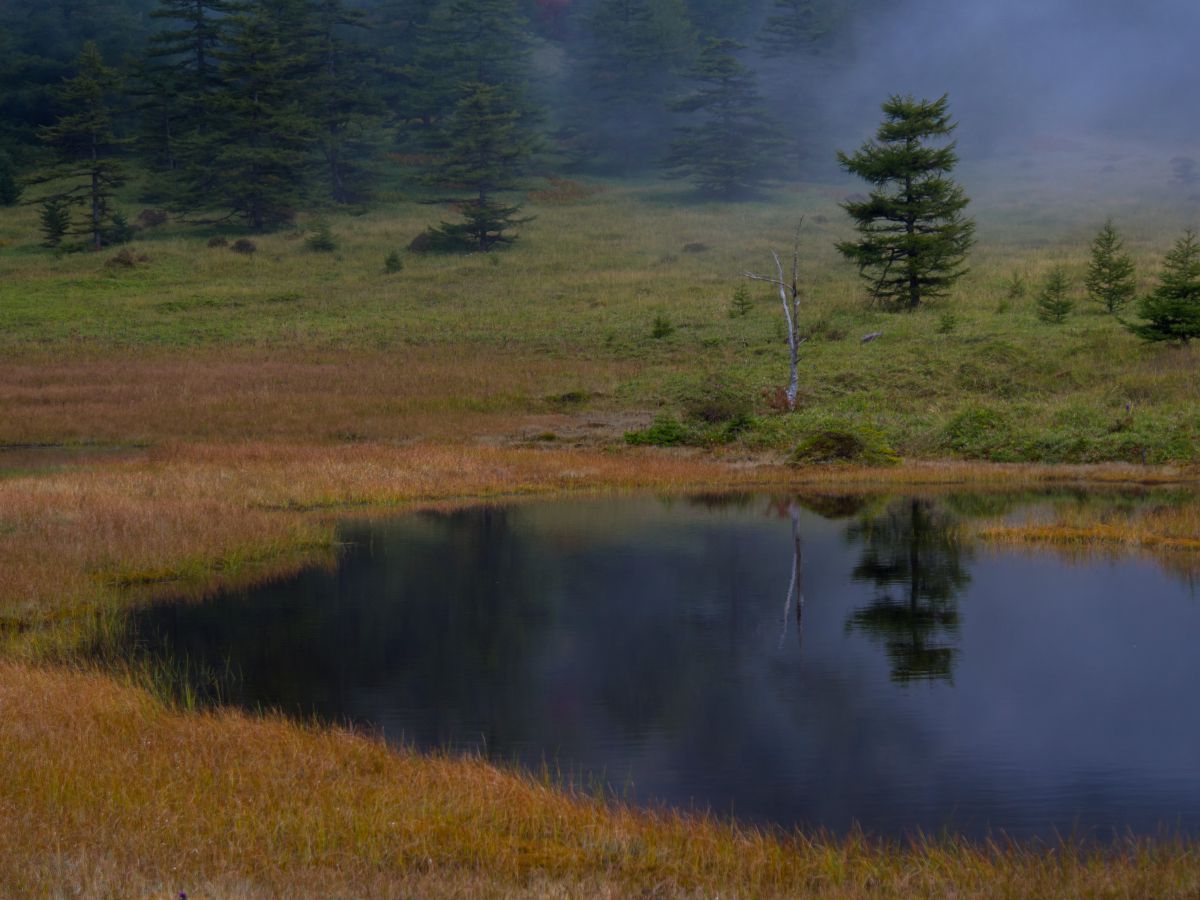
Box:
3 0 1200 247
0 0 869 242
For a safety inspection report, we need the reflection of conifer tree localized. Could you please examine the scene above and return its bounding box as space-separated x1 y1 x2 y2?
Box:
845 498 970 683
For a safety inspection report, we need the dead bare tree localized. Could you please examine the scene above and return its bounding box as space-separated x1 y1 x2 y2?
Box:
744 221 807 411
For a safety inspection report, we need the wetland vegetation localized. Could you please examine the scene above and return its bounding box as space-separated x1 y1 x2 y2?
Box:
4 0 1200 895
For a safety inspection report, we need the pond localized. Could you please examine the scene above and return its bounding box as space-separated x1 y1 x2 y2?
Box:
118 492 1200 840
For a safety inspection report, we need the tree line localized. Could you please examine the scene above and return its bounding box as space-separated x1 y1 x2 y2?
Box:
0 0 879 247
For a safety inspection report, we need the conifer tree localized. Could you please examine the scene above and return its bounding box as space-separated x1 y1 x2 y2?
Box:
407 0 535 137
1035 267 1073 324
0 151 20 206
837 94 974 309
758 0 835 57
1126 229 1200 344
147 0 232 107
202 0 316 229
39 197 71 247
571 0 695 170
1085 219 1136 314
662 38 780 199
305 0 382 202
35 42 126 251
428 82 535 252
138 0 234 178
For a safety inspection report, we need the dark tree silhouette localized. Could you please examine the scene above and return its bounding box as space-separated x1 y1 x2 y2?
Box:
845 499 971 683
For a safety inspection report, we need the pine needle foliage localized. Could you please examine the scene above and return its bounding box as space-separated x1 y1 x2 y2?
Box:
837 94 975 310
1126 229 1200 344
1085 219 1136 314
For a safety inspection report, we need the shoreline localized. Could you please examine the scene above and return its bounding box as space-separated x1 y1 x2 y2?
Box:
3 444 1200 895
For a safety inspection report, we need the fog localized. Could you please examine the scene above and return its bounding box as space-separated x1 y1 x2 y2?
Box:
818 0 1200 158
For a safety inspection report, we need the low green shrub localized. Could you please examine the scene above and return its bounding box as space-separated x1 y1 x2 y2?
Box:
789 422 898 466
625 414 693 447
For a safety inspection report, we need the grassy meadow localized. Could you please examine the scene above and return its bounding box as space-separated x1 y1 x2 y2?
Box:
1 153 1199 459
4 156 1200 896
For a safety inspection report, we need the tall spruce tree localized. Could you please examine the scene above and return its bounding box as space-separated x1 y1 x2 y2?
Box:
662 38 780 199
35 42 126 251
837 94 974 309
1085 219 1137 314
570 0 695 171
407 0 536 138
305 0 381 202
202 0 316 229
138 0 234 176
1126 229 1200 344
428 82 535 252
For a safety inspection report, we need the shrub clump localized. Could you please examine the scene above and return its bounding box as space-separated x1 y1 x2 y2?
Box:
207 236 229 248
942 405 1019 459
625 414 693 447
104 248 139 270
408 228 469 254
384 250 403 273
137 208 168 228
230 238 257 255
788 423 898 466
678 376 752 426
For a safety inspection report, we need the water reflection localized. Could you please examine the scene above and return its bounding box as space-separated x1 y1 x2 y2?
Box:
846 499 971 683
106 491 1200 839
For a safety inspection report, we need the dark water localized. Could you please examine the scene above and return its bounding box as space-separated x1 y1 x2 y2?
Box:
122 493 1200 840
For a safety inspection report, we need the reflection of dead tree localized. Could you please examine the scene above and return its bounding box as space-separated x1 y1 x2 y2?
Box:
744 222 807 411
779 502 804 650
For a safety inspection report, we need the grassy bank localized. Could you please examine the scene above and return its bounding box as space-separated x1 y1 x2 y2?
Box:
2 445 1200 895
5 659 1200 898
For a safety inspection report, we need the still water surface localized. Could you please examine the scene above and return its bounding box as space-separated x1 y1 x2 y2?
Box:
124 494 1200 839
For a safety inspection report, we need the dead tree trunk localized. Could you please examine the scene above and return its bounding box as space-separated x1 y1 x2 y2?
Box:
744 222 807 411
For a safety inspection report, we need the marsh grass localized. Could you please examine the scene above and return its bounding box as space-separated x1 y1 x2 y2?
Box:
4 660 1200 898
4 161 1200 894
1 169 1199 462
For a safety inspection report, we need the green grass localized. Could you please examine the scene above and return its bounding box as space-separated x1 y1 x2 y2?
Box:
3 157 1199 463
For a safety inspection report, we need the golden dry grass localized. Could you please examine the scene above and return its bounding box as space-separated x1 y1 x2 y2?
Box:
3 438 1190 638
0 347 646 446
4 660 1200 898
0 442 796 639
977 495 1200 554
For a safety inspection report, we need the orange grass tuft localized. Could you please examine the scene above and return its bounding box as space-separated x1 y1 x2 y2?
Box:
978 499 1200 553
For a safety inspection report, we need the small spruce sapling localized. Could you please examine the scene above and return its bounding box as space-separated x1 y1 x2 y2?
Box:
40 197 72 247
729 283 753 318
1125 229 1200 344
1085 219 1136 314
651 314 675 339
305 220 337 252
1036 267 1073 324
